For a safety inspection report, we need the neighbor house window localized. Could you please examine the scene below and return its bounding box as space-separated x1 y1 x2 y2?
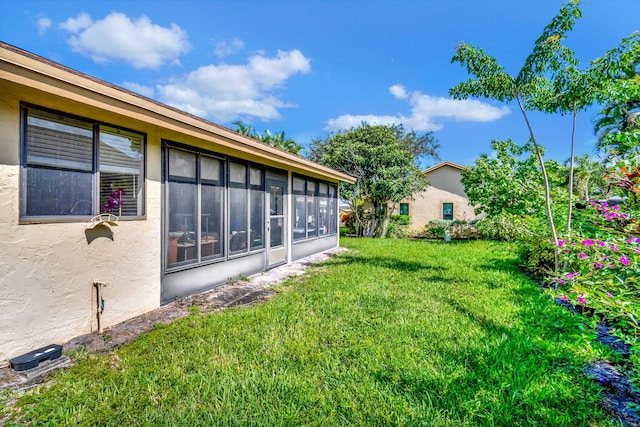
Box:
443 202 453 220
22 107 145 219
292 175 338 241
399 203 409 216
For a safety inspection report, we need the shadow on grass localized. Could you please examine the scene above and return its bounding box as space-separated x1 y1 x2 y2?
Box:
327 253 447 274
371 285 602 425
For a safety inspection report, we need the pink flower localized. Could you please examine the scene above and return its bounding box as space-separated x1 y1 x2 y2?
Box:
636 247 640 254
579 252 587 259
594 262 603 269
559 295 569 301
565 272 580 279
607 292 614 298
581 239 595 247
552 277 565 285
610 245 619 253
577 294 586 304
598 241 606 247
620 255 631 266
558 240 565 248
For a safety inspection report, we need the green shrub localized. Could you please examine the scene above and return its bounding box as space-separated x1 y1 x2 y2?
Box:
520 239 557 280
475 212 545 241
386 214 411 238
411 219 480 240
413 220 451 239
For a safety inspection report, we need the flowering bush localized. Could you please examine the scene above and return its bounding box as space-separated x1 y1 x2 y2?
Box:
551 201 640 342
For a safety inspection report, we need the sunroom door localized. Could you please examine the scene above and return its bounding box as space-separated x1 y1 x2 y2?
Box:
266 179 286 267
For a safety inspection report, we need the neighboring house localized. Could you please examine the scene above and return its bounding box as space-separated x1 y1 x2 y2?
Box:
0 42 354 365
396 161 482 229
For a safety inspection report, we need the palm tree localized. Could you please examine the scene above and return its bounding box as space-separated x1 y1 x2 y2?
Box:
231 121 256 137
566 155 606 201
232 122 303 155
593 53 640 154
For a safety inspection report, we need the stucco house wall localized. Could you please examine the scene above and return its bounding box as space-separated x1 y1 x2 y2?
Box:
397 161 482 230
0 78 163 364
0 42 353 365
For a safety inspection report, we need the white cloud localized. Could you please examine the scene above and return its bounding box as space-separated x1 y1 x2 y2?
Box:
327 85 511 132
37 16 52 36
59 12 92 33
326 114 406 131
59 12 190 69
157 49 311 122
122 81 155 98
389 84 408 100
214 39 244 57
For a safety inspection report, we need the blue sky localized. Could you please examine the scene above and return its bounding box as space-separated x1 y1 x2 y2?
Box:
1 1 638 167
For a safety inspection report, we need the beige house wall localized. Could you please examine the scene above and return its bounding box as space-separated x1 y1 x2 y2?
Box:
0 42 354 365
397 162 482 230
0 81 163 364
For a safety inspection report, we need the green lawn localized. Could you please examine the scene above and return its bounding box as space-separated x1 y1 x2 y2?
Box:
4 239 617 426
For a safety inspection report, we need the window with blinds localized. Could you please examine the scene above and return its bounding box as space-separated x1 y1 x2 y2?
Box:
22 106 145 219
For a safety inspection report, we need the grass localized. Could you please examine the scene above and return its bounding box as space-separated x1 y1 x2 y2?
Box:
3 239 619 426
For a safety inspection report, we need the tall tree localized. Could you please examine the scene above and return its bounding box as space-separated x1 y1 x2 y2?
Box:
450 0 583 268
310 123 439 238
527 55 595 234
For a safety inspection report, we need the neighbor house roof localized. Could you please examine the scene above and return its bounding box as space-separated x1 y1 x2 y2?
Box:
421 160 465 174
0 41 355 184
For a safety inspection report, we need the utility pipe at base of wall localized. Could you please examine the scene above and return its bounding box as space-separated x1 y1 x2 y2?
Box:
93 281 107 334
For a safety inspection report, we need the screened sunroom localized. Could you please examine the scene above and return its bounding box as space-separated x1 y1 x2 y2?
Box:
160 143 342 303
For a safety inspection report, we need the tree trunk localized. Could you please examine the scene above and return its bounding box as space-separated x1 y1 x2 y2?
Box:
515 96 560 270
566 103 577 235
373 203 390 238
